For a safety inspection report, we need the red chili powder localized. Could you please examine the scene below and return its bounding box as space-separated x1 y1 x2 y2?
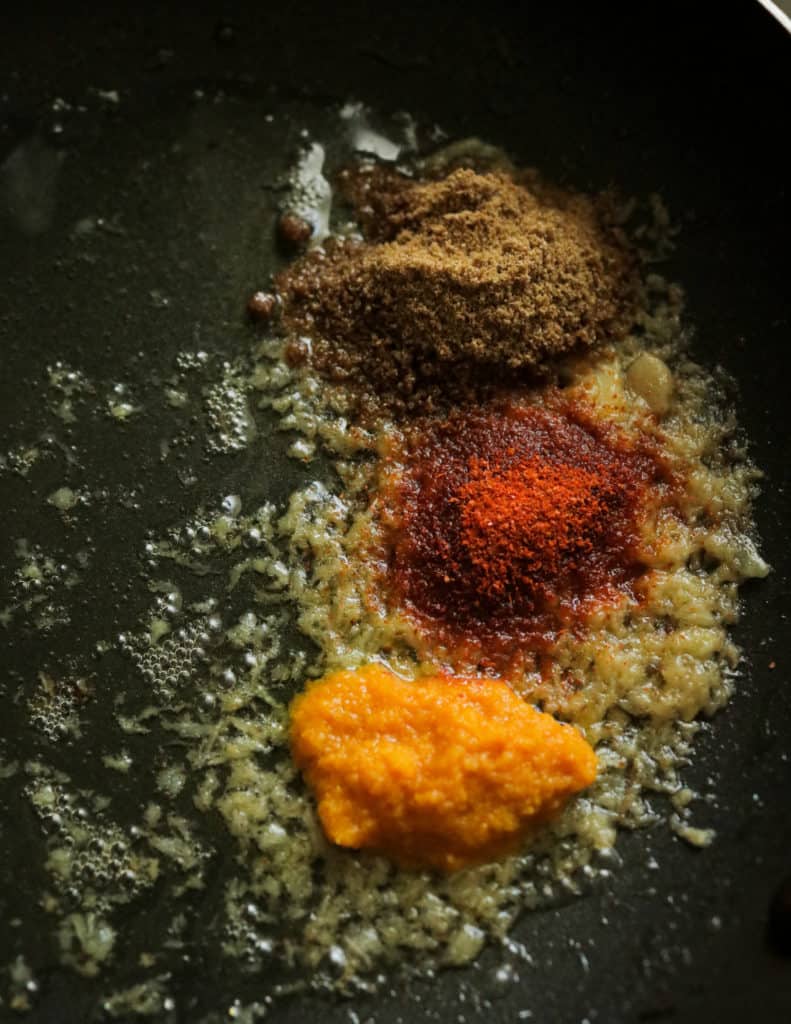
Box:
387 397 668 655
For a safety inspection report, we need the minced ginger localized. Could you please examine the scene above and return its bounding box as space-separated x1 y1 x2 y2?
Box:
290 664 597 872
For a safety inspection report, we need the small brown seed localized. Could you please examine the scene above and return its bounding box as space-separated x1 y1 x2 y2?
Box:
246 291 277 323
277 212 313 252
284 337 310 367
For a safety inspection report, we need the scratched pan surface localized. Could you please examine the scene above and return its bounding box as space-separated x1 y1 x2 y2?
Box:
0 2 789 1022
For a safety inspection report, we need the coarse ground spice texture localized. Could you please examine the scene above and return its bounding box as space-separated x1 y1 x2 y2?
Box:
276 164 637 412
386 396 672 656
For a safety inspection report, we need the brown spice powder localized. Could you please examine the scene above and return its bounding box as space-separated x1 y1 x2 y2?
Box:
275 164 636 412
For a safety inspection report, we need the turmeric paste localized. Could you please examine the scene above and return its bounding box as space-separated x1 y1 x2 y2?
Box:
290 664 597 872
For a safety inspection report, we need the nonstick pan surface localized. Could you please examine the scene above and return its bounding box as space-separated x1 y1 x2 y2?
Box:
1 3 789 1022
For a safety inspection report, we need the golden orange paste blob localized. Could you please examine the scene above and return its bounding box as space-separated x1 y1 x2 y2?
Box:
290 664 597 872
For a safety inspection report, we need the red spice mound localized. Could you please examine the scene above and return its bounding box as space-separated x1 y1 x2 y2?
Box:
386 396 669 655
276 165 636 413
458 458 611 599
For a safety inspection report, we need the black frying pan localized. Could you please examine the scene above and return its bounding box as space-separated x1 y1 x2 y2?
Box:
1 3 790 1022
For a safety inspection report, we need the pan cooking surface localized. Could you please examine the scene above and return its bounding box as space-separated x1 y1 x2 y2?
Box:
0 3 789 1021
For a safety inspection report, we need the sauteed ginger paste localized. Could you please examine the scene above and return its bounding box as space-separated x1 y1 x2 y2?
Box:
290 665 597 871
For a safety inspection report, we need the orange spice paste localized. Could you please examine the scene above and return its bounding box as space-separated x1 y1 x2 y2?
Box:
385 395 670 656
290 664 597 872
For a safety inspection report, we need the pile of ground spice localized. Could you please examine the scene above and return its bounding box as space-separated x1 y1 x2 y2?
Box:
384 396 669 658
275 164 636 412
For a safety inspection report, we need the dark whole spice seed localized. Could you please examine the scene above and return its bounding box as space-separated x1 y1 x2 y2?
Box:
246 291 278 323
277 212 313 252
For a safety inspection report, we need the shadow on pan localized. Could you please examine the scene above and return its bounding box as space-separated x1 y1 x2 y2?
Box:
0 2 789 1022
